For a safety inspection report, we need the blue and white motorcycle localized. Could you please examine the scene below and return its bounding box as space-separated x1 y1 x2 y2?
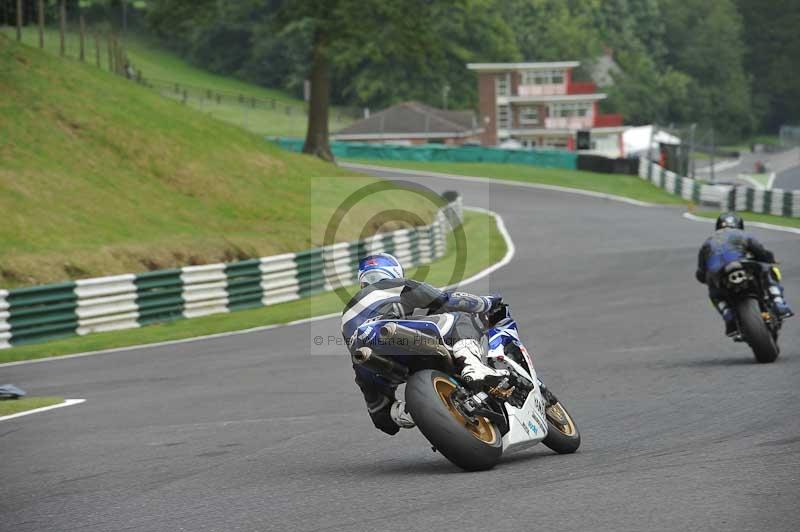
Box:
350 305 581 471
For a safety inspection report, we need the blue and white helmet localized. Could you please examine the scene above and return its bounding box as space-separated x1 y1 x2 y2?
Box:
358 253 404 288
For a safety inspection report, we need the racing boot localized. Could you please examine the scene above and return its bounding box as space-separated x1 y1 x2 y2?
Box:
389 401 415 429
720 305 740 339
453 339 509 389
775 300 794 319
768 286 794 319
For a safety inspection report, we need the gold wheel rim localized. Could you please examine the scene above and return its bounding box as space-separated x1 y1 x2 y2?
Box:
433 377 497 444
546 402 576 437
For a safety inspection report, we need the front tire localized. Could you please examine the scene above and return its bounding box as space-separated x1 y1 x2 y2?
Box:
405 370 502 471
737 298 779 363
541 394 581 454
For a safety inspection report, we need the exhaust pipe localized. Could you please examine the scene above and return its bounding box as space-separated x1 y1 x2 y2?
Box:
352 347 408 383
379 322 450 358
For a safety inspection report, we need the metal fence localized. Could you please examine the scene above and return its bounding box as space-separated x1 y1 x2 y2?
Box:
0 196 463 349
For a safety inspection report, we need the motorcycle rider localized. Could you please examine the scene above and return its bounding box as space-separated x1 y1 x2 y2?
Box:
696 212 793 338
341 252 511 435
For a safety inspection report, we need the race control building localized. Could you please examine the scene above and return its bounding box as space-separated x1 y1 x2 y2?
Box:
467 61 626 156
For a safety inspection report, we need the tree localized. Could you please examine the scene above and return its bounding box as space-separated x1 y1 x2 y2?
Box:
737 0 800 131
661 0 752 138
276 0 466 161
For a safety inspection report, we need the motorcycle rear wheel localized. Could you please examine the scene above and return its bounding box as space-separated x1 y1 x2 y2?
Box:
737 298 779 363
405 369 503 471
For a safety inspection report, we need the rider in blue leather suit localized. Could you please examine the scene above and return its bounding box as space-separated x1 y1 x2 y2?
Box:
341 253 508 435
696 213 793 337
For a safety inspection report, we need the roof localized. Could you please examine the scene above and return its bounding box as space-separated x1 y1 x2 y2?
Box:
333 101 481 139
467 61 580 72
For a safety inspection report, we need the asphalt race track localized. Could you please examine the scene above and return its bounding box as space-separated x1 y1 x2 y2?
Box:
2 170 799 532
774 164 800 190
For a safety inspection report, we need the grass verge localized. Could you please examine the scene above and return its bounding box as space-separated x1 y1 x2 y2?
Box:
694 211 800 229
344 159 689 205
0 397 64 417
0 36 434 287
0 210 507 363
1 27 354 137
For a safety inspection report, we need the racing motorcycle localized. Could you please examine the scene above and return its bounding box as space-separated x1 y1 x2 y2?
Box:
350 306 581 471
715 259 784 363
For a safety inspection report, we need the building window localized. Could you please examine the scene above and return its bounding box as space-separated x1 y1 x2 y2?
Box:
542 137 568 149
521 70 566 85
495 74 510 96
550 102 591 118
497 105 510 129
519 106 539 125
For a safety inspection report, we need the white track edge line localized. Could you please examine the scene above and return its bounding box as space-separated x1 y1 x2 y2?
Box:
695 157 742 175
0 398 86 422
682 212 800 235
738 174 765 190
444 206 515 289
340 162 655 207
0 207 515 368
766 172 777 190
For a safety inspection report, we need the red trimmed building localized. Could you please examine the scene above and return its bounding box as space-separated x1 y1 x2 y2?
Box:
467 61 626 156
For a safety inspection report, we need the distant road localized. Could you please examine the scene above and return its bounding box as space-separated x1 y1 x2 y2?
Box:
773 164 800 190
695 147 800 189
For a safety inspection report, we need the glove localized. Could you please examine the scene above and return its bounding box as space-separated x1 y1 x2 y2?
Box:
483 296 510 326
484 294 504 312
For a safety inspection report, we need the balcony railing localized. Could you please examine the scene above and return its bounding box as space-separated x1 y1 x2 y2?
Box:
594 113 624 127
567 81 597 95
544 116 594 129
517 84 567 97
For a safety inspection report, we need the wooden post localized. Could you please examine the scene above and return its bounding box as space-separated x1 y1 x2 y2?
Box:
16 0 22 41
112 37 119 74
107 34 113 72
117 40 125 76
37 0 44 49
79 15 86 62
59 0 66 57
94 34 101 67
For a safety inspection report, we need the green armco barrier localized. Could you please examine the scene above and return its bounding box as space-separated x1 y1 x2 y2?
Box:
6 282 78 345
0 195 463 349
271 138 577 169
225 259 263 311
639 159 800 217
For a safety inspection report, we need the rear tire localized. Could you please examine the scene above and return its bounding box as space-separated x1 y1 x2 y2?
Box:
405 370 502 471
737 298 779 363
541 396 581 454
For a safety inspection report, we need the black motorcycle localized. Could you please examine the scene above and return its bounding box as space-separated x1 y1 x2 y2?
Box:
714 259 783 363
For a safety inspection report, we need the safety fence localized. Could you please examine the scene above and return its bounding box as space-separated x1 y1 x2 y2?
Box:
0 196 462 349
638 158 800 217
273 138 578 170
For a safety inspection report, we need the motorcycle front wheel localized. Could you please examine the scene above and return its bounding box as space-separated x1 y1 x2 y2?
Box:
405 369 503 471
737 298 779 363
541 391 581 454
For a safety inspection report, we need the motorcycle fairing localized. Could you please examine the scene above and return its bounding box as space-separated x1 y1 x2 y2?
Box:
351 317 452 373
487 319 548 450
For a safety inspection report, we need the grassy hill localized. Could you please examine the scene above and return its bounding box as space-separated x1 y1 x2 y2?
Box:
2 27 355 137
0 35 436 288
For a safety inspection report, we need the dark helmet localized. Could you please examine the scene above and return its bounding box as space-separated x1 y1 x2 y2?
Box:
715 212 744 231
